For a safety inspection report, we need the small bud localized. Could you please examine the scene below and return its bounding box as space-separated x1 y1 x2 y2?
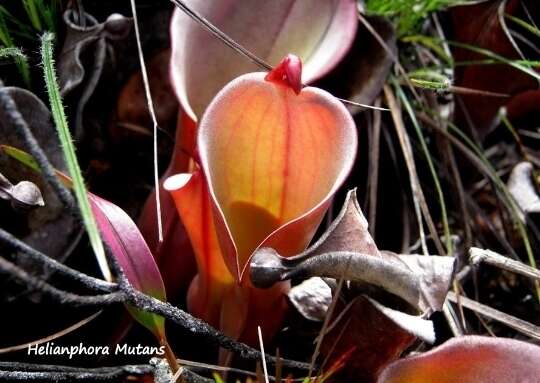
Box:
0 172 45 211
250 248 288 289
104 13 132 38
10 181 45 210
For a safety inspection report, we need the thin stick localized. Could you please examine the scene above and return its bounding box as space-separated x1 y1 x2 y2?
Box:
395 80 451 255
337 98 390 110
130 0 163 243
443 302 464 336
384 84 445 256
258 326 270 383
170 0 272 70
451 280 468 333
381 127 411 252
447 85 509 98
470 247 540 281
309 277 346 378
447 292 540 341
162 339 182 380
0 248 310 370
170 365 186 383
446 139 472 246
0 227 115 292
385 86 427 255
454 280 497 337
274 349 282 383
0 256 125 306
177 359 263 380
368 99 382 234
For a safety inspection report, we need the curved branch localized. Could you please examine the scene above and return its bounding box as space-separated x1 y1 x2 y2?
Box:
0 227 115 293
0 362 152 382
0 256 125 306
0 253 310 371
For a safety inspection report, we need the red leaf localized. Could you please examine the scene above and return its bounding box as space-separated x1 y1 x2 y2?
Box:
89 194 168 341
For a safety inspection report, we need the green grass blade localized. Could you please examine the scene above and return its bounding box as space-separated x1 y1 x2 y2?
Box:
0 47 31 85
505 14 540 39
212 373 225 383
407 69 451 91
454 59 540 67
36 0 57 33
0 4 38 40
0 47 25 60
0 7 13 47
366 0 464 35
22 0 43 31
14 55 31 87
40 32 111 281
42 7 57 33
0 8 31 86
403 34 453 65
448 40 540 81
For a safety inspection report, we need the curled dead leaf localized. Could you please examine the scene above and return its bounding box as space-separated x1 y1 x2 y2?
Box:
59 9 131 96
507 161 540 222
58 9 132 139
252 189 454 381
251 189 456 313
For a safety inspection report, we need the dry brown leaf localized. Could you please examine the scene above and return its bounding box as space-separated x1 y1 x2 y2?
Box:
507 161 540 221
251 189 455 312
251 189 456 381
319 296 416 383
288 277 332 322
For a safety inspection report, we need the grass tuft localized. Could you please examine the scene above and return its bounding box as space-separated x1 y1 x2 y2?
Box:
366 0 464 35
